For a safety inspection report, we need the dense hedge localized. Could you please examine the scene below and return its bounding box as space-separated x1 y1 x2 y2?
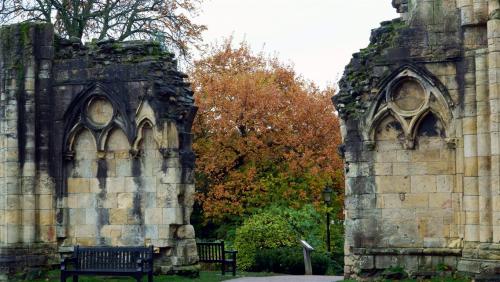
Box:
233 205 342 273
254 247 330 275
234 212 295 270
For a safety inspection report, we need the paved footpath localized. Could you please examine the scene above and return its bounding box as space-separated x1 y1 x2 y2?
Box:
226 275 344 282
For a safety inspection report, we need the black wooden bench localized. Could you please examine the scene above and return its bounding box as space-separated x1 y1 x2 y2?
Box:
60 245 154 282
197 241 237 276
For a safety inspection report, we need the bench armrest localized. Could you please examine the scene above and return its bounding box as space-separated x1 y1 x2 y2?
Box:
60 257 76 271
225 250 237 260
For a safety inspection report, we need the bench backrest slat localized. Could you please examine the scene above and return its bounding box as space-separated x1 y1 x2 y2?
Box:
74 246 153 271
197 241 225 263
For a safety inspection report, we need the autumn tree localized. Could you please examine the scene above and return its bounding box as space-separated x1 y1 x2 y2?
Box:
0 0 205 57
191 40 344 225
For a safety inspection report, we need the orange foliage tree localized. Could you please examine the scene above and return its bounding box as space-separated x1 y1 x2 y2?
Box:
190 40 344 224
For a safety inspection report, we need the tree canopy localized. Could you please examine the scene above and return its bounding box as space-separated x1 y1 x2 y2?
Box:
0 0 206 57
191 40 344 224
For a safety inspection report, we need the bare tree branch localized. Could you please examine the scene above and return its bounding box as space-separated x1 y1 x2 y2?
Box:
0 0 206 58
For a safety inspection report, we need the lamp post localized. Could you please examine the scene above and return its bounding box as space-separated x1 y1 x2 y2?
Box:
323 185 333 253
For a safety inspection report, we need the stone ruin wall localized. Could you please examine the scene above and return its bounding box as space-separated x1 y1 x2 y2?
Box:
0 22 198 278
334 0 500 279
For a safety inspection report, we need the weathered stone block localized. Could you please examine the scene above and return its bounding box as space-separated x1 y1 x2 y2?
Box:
103 193 117 208
85 209 98 225
402 193 429 208
436 175 454 192
75 225 94 237
145 208 163 225
109 209 128 225
175 225 195 239
457 259 481 274
464 195 480 211
411 175 436 193
107 177 125 193
423 237 447 248
39 210 53 225
374 162 392 175
160 168 182 184
346 177 376 195
145 225 159 240
100 225 121 238
69 209 86 225
38 194 53 209
158 225 170 239
76 194 95 208
429 193 452 208
116 193 133 209
376 176 410 193
116 160 132 177
5 211 19 225
163 208 182 224
465 225 480 242
375 255 396 269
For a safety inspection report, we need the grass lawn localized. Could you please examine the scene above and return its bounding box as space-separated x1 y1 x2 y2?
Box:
25 270 273 282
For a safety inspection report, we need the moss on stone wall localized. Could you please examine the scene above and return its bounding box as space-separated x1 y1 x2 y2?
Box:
19 22 31 45
333 19 406 119
55 37 174 66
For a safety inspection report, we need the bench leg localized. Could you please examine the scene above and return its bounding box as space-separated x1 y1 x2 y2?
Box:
232 260 236 276
221 262 225 276
72 275 78 282
135 274 142 282
148 272 153 282
60 273 66 282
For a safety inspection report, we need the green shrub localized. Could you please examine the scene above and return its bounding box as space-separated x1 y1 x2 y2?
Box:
329 249 344 275
311 251 331 275
382 265 408 280
254 247 330 275
233 205 342 272
234 212 295 270
266 205 324 250
254 247 303 274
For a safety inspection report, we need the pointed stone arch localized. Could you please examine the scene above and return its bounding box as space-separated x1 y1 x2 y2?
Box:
105 127 131 152
60 82 136 195
71 127 98 160
132 99 162 153
364 64 455 149
62 82 135 153
132 119 162 153
369 108 409 141
65 124 96 157
411 109 446 140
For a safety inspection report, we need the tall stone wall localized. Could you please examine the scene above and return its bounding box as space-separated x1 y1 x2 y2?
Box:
0 22 198 278
334 0 500 279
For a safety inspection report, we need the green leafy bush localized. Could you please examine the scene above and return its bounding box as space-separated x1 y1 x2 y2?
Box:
254 247 303 274
329 221 344 275
234 212 295 270
265 205 324 250
233 205 341 272
382 265 408 280
311 251 331 275
254 247 330 275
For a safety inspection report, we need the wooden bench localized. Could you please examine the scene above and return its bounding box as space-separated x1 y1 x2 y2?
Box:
197 241 237 276
60 245 154 282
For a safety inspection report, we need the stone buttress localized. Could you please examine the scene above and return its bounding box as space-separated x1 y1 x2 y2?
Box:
0 23 198 279
334 0 500 279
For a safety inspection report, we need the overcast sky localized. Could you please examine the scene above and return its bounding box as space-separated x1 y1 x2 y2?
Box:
195 0 399 89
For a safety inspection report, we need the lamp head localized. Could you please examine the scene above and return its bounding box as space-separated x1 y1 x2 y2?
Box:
323 186 333 204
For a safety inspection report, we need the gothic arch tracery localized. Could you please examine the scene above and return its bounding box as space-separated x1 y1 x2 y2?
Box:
62 82 135 157
364 65 455 149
